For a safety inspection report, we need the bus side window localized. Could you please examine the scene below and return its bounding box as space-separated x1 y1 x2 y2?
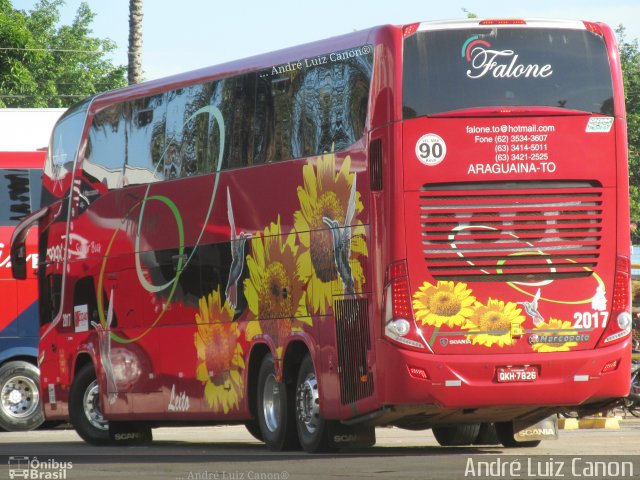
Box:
269 71 295 162
215 75 257 171
29 170 42 213
128 93 167 184
297 54 372 156
253 76 274 164
86 104 130 189
0 169 31 226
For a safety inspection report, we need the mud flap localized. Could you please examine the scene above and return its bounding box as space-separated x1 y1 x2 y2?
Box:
328 422 376 449
108 422 153 445
514 416 559 442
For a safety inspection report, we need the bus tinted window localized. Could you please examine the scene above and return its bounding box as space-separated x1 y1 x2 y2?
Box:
84 46 373 187
127 93 167 183
29 169 42 212
0 169 32 226
259 47 372 160
87 103 130 188
403 28 614 117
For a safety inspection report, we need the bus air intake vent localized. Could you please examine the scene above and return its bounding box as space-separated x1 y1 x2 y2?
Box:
419 181 603 282
369 138 383 191
334 298 373 405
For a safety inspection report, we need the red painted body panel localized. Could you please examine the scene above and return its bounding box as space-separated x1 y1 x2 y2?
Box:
376 336 631 407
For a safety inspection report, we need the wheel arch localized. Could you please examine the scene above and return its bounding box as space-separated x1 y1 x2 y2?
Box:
246 342 271 421
72 351 97 379
0 353 38 369
282 337 313 385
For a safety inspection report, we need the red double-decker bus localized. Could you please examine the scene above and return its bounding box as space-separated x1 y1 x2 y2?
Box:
12 18 631 451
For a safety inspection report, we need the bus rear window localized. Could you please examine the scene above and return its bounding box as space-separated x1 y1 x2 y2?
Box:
403 27 614 117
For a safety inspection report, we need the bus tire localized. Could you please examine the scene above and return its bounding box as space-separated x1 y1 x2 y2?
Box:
244 421 264 441
295 354 336 453
256 353 299 451
473 423 500 445
0 361 44 431
495 421 541 448
432 424 481 446
69 363 110 445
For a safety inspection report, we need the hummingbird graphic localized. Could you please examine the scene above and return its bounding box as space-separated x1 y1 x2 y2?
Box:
518 288 545 326
322 174 357 296
91 288 118 405
225 187 251 310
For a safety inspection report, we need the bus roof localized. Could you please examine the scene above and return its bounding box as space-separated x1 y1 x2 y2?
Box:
415 18 590 31
88 25 380 110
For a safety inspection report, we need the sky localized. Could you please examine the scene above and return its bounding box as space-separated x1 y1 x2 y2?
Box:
14 0 640 81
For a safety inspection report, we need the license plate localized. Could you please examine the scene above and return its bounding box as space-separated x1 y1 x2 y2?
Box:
496 366 538 383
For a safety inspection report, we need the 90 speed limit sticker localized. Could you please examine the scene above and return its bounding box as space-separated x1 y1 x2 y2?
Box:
415 133 446 166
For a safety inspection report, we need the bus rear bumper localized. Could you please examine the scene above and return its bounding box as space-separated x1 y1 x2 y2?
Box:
376 337 631 410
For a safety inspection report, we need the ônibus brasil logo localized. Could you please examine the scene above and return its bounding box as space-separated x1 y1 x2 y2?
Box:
461 35 553 79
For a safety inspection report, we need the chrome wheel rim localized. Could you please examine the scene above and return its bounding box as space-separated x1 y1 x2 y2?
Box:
0 375 39 419
262 373 281 433
297 372 320 434
83 380 108 431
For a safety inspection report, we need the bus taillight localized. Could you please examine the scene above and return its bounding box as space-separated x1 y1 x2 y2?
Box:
598 255 632 347
479 19 526 26
583 21 603 36
402 23 419 38
383 260 428 351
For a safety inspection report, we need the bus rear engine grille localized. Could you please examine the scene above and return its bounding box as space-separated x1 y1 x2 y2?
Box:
334 298 374 405
419 182 603 283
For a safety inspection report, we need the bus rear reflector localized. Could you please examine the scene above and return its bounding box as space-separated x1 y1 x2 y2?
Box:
479 19 526 26
407 366 429 380
601 359 620 374
598 255 632 347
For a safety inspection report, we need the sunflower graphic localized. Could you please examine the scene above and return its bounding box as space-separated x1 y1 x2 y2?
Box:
412 281 476 328
463 298 526 348
194 288 245 414
244 217 309 344
531 318 579 352
294 151 367 314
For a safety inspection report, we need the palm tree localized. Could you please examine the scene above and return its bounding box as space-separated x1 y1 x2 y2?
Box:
128 0 143 84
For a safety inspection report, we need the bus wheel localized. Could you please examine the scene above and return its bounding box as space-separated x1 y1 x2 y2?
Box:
495 421 541 448
432 424 481 446
244 421 264 441
295 354 336 453
0 361 44 431
69 363 110 445
473 423 500 445
256 353 299 451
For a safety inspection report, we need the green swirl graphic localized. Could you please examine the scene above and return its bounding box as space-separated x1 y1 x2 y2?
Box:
97 104 226 344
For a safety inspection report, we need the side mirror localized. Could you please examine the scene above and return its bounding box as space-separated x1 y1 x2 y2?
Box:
11 243 27 280
10 206 48 280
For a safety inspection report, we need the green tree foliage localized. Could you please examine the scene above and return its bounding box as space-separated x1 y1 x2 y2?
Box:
0 0 126 107
462 8 478 19
617 26 640 242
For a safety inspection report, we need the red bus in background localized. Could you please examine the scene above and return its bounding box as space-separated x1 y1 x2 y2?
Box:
1 109 65 431
12 18 631 451
0 152 43 431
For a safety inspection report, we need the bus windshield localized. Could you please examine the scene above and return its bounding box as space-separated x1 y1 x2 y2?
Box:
43 98 91 201
403 26 614 117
